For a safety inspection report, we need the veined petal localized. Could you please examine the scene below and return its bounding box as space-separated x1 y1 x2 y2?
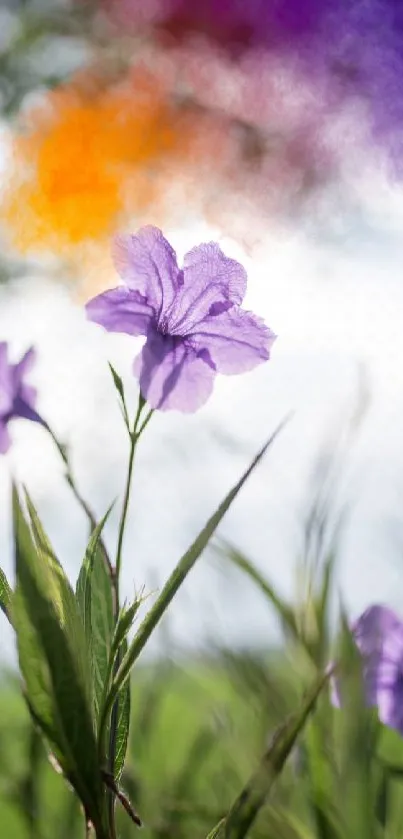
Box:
189 306 276 374
86 287 154 336
133 330 215 412
112 226 183 317
169 242 247 334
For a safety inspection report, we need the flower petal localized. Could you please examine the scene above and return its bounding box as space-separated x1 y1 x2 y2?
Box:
12 395 44 426
17 384 37 412
12 347 39 417
86 287 154 336
375 624 403 734
189 307 276 374
13 347 36 384
352 606 403 710
112 226 183 316
169 242 247 334
378 679 403 735
354 605 403 659
0 420 11 454
0 343 12 416
133 330 215 412
0 342 8 368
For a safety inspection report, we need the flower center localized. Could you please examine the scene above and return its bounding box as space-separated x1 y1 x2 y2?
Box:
157 312 184 339
158 315 170 335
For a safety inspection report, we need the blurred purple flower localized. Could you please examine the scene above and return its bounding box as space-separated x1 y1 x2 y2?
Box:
103 0 403 169
0 343 43 454
333 605 403 735
86 226 275 412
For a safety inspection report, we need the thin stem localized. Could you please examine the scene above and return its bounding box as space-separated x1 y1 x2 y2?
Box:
114 429 137 596
101 418 291 735
107 393 146 835
136 407 154 438
114 395 151 591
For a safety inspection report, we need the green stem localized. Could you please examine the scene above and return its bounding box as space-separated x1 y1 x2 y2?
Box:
136 407 154 438
100 418 290 738
107 393 149 835
114 415 141 595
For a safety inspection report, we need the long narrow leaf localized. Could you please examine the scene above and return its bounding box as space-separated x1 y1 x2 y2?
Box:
24 490 93 710
76 508 114 721
110 417 290 707
0 566 12 623
111 598 143 662
336 614 379 839
217 542 298 638
207 668 330 839
113 639 131 782
206 820 226 839
12 487 107 836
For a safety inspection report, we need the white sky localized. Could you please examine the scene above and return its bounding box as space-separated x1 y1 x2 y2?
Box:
1 168 403 666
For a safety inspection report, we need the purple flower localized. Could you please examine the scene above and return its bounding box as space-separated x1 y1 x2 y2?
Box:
0 343 43 454
333 605 403 736
110 0 403 171
86 226 275 412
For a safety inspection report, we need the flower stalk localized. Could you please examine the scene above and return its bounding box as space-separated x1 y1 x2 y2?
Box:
106 391 149 835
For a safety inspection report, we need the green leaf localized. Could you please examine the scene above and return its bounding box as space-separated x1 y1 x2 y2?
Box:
111 598 142 661
304 717 343 839
335 614 379 839
0 566 12 623
113 639 131 782
24 490 93 709
76 509 114 723
108 363 125 402
109 363 129 429
110 418 290 706
375 764 389 829
206 668 330 839
313 549 337 666
12 487 106 836
217 543 298 639
206 819 226 839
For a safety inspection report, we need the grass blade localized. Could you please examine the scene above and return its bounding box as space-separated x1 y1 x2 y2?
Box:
207 668 330 839
217 542 298 639
111 417 290 702
0 566 12 623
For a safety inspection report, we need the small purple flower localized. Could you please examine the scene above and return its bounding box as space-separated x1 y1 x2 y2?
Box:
0 343 43 454
333 605 403 736
86 226 275 412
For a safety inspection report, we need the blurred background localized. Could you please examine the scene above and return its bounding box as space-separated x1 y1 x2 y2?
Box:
1 0 403 836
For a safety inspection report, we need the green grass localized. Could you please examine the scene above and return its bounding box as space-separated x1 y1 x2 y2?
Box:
2 643 403 839
0 430 400 839
0 653 299 838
